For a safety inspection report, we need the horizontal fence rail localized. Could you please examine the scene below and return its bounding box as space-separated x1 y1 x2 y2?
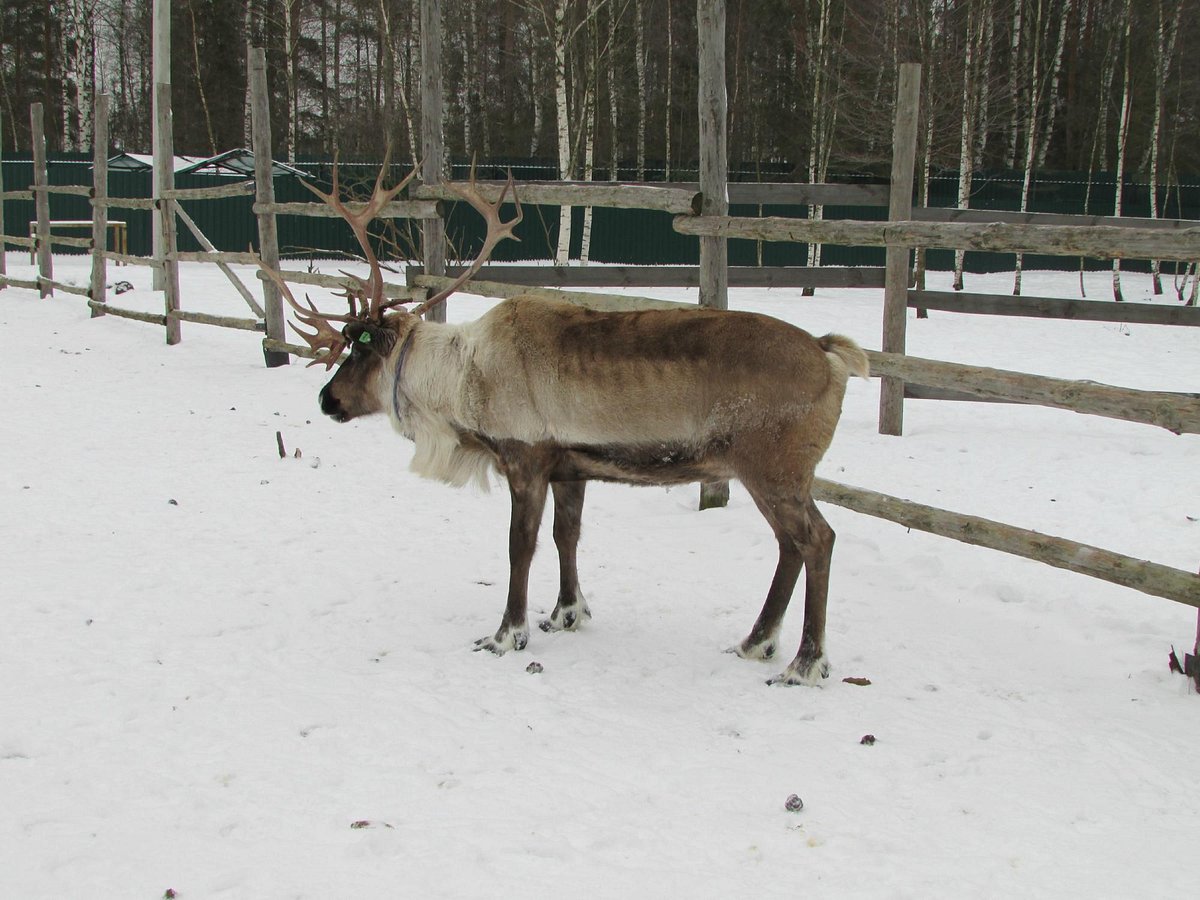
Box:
85 300 167 324
170 309 264 331
812 479 1200 609
38 234 92 250
257 266 424 302
660 181 892 206
0 275 39 289
909 290 1200 326
162 182 256 201
914 206 1200 231
256 199 441 219
674 216 1200 262
406 264 887 289
33 184 92 196
99 250 160 267
94 196 158 210
415 180 702 215
865 349 1200 434
409 272 688 311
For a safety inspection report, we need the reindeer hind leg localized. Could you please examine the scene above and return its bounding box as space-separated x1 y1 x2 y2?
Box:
540 480 592 633
732 481 807 664
766 497 835 686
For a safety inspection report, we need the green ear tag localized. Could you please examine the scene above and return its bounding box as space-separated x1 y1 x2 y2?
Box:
358 331 372 344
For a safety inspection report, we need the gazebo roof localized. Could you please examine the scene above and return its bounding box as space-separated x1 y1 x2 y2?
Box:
175 149 307 178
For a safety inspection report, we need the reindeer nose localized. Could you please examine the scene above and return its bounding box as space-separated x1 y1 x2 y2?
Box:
319 385 346 421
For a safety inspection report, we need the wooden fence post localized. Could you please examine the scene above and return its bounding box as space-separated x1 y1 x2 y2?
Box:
91 94 109 315
420 0 448 324
151 0 169 293
0 106 6 290
249 46 289 368
878 63 921 436
152 75 183 344
148 0 181 341
697 0 730 510
30 103 53 298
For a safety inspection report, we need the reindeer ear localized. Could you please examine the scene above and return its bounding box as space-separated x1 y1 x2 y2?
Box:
345 322 396 358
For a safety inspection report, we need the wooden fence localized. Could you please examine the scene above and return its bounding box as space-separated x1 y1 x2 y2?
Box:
0 4 1197 617
0 100 271 349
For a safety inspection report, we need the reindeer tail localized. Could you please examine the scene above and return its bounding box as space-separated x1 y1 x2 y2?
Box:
818 334 870 380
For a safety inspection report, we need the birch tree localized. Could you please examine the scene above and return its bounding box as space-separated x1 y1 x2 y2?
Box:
1147 0 1183 294
953 0 994 291
634 0 646 179
1012 0 1047 297
1033 0 1073 169
552 0 573 263
663 0 673 180
913 0 944 297
283 0 301 161
1109 0 1133 302
798 0 846 294
579 14 598 264
1004 0 1024 169
55 0 98 151
607 0 619 178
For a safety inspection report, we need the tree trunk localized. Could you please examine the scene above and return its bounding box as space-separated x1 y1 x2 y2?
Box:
975 5 995 167
284 0 299 160
1094 5 1117 172
531 47 545 156
1005 0 1024 169
801 0 844 296
607 0 618 179
379 0 397 152
1013 0 1046 297
185 0 217 156
1147 0 1182 296
553 0 573 264
331 0 342 154
664 0 674 180
953 0 985 292
60 0 96 151
635 0 646 180
580 11 597 265
1110 0 1133 302
1034 0 1074 169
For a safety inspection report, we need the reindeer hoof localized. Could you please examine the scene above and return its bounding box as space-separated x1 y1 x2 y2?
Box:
729 639 777 661
539 602 592 633
767 656 831 686
473 626 529 655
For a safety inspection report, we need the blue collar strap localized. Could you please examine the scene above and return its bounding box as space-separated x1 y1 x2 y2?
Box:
392 327 417 420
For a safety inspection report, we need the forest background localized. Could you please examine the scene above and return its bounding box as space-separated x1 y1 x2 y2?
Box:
3 0 1197 190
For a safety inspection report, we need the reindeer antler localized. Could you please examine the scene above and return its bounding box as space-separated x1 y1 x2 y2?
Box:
259 154 519 367
256 150 420 368
412 161 523 316
302 148 419 322
259 263 354 369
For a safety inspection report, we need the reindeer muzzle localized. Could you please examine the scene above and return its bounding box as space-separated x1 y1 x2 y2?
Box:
319 384 348 422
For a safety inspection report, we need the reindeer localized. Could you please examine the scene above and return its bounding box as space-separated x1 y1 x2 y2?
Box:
269 162 869 685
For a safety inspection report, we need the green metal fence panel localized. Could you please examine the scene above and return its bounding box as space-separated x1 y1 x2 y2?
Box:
3 157 1197 274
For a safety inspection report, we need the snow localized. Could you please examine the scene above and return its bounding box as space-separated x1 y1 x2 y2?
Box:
2 255 1198 898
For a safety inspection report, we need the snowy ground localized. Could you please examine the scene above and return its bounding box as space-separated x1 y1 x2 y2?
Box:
2 254 1198 898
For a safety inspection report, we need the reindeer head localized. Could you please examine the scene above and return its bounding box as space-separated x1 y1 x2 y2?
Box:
263 157 523 423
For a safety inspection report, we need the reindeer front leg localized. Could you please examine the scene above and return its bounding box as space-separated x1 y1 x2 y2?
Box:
475 453 551 655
